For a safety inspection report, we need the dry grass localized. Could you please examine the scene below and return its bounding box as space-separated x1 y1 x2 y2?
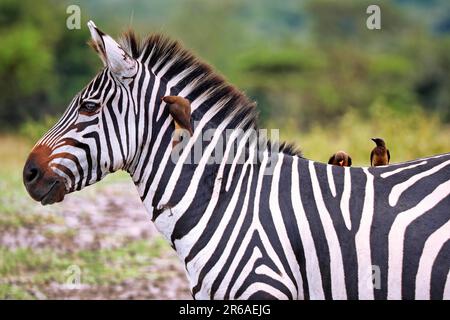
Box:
278 105 450 166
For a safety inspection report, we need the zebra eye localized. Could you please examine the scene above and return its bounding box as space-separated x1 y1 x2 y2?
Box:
80 101 100 114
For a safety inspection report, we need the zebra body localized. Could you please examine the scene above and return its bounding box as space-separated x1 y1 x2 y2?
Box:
23 21 450 300
147 148 450 299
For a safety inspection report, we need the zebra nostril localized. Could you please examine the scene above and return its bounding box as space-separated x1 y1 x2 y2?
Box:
25 167 40 185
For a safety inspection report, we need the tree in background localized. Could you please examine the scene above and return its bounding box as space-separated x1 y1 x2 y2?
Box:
1 0 450 132
0 0 97 128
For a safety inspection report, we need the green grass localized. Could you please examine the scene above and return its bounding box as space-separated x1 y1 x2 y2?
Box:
0 238 170 298
0 284 34 299
0 211 63 231
0 135 32 192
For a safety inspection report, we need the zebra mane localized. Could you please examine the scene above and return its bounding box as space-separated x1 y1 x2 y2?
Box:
117 30 302 158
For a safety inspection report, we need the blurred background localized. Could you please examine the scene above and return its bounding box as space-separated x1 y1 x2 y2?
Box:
0 0 449 299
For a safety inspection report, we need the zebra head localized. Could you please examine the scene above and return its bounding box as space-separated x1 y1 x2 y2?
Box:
23 21 142 205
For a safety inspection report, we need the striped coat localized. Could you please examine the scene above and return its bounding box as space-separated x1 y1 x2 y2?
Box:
23 21 450 300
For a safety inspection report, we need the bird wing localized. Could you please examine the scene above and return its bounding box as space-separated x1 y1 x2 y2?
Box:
387 149 391 163
370 149 374 166
168 104 193 135
328 155 335 165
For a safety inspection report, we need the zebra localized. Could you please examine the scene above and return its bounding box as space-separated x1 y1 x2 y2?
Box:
23 21 450 300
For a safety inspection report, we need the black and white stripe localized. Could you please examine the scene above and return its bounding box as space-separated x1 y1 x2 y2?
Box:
32 23 450 300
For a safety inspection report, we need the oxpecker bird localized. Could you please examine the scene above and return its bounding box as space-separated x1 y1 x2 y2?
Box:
163 95 193 146
328 150 352 167
370 137 390 166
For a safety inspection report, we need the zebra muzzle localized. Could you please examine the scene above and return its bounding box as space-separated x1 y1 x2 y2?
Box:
23 145 67 205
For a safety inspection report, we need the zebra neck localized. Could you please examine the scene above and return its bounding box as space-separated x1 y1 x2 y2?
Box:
126 64 287 248
131 113 273 246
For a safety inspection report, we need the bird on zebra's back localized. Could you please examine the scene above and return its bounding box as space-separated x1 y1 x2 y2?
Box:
328 150 352 167
370 137 390 166
162 95 193 147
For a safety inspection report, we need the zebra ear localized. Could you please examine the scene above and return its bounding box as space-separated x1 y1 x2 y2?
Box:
87 21 137 79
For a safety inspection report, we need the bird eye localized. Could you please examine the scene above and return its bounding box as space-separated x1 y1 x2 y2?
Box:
80 101 100 114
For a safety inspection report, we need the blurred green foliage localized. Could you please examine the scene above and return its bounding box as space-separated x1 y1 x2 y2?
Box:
0 0 449 154
0 0 98 127
19 115 59 143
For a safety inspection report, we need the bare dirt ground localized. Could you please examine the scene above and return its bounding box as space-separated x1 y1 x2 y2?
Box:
0 180 192 300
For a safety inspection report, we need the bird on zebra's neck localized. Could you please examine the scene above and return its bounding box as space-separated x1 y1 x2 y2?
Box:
162 95 193 147
370 137 390 166
328 151 352 167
